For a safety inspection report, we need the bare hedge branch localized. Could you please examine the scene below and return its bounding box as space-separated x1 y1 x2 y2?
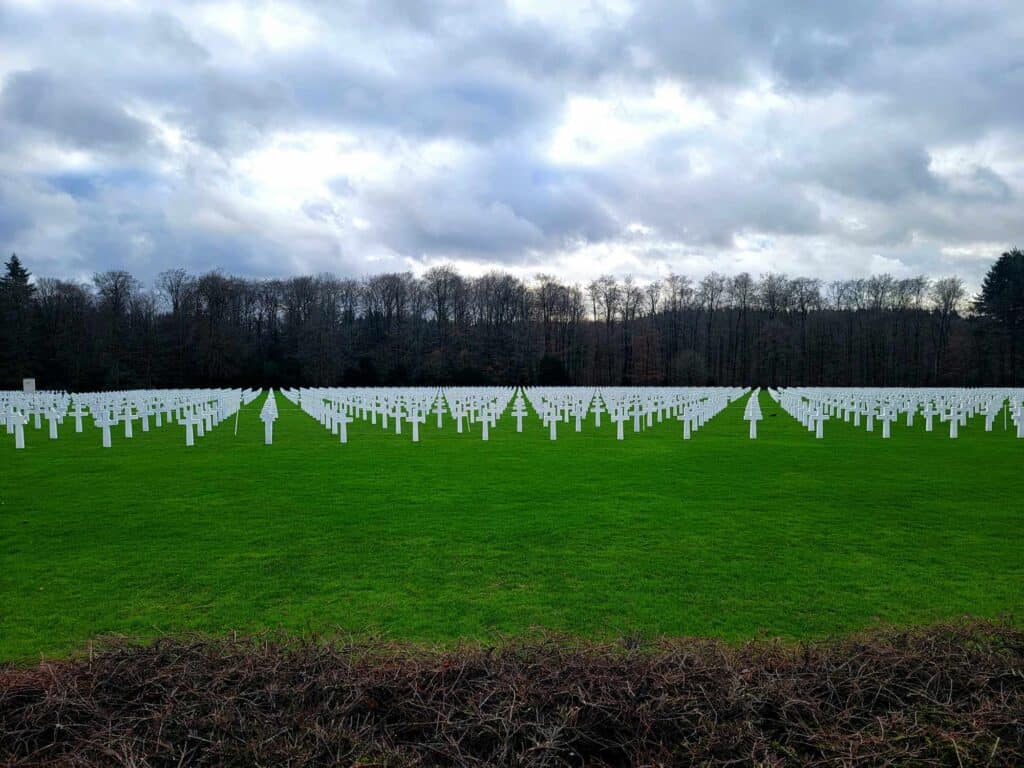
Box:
2 620 1021 766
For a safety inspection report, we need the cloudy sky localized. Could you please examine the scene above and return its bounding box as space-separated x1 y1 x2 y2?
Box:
1 0 1022 287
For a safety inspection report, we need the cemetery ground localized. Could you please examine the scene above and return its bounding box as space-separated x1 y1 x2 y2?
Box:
2 390 1021 662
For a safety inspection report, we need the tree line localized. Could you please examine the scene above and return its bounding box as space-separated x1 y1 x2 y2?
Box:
2 251 1023 391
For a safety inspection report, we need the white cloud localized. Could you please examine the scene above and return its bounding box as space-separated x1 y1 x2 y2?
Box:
189 1 321 55
547 83 715 167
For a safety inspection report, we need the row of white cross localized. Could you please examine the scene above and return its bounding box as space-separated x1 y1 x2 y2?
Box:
279 386 517 444
1 388 262 449
768 387 1024 439
7 386 1024 449
269 386 745 444
520 387 745 440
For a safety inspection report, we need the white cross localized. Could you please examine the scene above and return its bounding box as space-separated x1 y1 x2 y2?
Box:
184 409 198 447
815 409 829 439
96 410 114 448
614 408 627 441
46 408 60 440
122 405 134 439
71 403 86 433
434 395 445 428
259 391 279 445
678 408 692 440
409 407 425 442
338 408 351 444
12 410 28 449
481 407 490 441
511 398 527 433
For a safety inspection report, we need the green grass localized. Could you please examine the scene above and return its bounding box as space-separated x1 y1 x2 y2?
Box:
1 390 1021 660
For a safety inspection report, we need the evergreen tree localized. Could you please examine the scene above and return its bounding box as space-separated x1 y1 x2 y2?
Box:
1 253 32 290
0 254 38 386
975 248 1024 326
974 248 1024 383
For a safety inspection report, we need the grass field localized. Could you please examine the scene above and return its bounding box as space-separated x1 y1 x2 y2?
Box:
1 390 1021 660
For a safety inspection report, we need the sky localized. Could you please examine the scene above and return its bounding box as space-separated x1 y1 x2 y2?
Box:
1 0 1022 288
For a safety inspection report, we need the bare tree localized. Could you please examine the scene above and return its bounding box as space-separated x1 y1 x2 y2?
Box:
5 253 1017 390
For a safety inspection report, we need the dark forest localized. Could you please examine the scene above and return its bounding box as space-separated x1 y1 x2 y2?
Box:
2 250 1023 390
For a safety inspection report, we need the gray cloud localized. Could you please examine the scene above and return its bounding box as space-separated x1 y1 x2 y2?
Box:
0 70 154 153
797 140 942 203
355 144 621 260
0 178 34 240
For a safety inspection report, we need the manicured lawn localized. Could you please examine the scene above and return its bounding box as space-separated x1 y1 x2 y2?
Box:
1 390 1021 660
